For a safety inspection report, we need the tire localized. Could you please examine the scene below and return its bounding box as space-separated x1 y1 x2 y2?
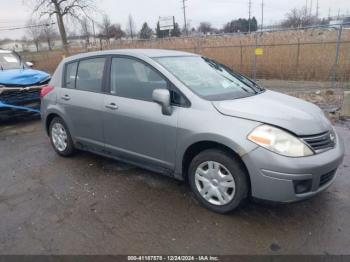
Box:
49 117 75 157
188 149 249 213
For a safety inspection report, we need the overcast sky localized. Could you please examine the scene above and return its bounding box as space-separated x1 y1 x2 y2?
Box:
0 0 349 39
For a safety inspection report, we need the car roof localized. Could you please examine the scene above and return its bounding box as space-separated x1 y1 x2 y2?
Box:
64 49 198 63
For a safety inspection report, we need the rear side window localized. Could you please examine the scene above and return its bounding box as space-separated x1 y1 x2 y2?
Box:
110 57 167 101
76 57 106 93
64 62 78 89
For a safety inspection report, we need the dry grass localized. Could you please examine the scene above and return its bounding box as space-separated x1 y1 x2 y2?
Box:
22 29 350 83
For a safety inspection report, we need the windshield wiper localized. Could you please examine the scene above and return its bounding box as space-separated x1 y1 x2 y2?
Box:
203 57 223 71
225 68 264 93
203 57 264 94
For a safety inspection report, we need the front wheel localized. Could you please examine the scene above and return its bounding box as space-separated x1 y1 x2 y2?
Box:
188 149 249 213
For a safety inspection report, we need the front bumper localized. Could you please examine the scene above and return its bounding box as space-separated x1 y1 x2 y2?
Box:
0 85 45 115
242 131 345 203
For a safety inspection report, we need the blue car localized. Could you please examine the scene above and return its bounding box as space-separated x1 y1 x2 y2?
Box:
0 49 50 117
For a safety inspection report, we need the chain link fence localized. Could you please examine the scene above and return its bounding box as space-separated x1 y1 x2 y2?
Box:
22 23 350 114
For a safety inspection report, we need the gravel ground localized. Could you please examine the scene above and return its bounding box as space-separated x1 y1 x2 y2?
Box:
0 117 349 255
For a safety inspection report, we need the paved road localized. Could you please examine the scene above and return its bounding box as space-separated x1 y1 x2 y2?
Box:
0 118 349 255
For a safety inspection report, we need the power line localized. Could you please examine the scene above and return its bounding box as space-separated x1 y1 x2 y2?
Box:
0 23 55 32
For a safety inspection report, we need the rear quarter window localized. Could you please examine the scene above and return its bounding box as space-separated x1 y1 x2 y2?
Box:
64 62 78 89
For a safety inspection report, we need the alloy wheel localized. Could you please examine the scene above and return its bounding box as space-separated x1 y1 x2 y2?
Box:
51 122 68 152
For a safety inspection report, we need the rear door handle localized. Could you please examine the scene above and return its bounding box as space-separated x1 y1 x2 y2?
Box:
105 103 119 110
61 94 71 101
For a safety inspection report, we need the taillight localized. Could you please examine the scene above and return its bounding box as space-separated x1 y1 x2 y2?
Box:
40 85 54 98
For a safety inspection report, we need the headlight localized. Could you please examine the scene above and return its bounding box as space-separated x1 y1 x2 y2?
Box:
248 125 314 157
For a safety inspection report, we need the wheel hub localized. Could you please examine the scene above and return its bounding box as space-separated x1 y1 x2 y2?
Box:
211 179 219 187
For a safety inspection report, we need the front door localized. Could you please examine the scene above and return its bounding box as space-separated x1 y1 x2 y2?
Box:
103 57 178 171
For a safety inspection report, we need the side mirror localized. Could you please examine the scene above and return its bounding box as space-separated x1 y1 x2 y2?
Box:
152 89 172 116
25 61 34 68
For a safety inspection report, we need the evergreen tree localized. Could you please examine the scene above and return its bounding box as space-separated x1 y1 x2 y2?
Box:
250 17 258 31
171 23 181 37
140 22 153 39
223 18 258 33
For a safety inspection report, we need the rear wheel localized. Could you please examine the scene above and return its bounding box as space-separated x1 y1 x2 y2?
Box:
49 117 75 157
188 149 249 213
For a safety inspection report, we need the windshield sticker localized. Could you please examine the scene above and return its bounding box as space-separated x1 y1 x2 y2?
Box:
3 56 18 63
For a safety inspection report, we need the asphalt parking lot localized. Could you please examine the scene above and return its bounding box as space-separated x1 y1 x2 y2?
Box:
0 117 349 255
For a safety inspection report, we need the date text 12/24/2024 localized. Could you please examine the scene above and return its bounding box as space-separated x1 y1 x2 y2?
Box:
127 256 220 261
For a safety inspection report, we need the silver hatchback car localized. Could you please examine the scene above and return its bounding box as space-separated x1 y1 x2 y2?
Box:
41 49 345 213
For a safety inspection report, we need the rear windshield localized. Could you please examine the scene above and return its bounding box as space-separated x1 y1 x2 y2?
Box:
154 56 264 101
0 52 22 70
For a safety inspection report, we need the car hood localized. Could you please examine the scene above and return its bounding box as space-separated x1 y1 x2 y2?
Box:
0 69 50 86
212 90 331 136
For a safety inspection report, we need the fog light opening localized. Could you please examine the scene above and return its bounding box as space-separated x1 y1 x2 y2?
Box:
293 179 312 194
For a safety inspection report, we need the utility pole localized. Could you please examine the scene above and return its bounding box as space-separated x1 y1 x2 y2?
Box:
305 0 308 13
182 0 188 36
92 20 96 43
248 0 252 33
309 0 313 17
328 8 331 19
261 0 264 32
316 0 319 18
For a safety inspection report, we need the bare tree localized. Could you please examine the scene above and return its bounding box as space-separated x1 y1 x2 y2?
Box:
80 17 91 45
126 14 136 40
31 0 96 52
280 6 328 28
98 15 125 43
40 19 57 51
109 24 125 40
26 19 42 52
99 14 112 43
198 22 213 34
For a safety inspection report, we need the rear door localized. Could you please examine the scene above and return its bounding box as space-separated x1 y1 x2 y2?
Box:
58 56 107 152
103 56 179 172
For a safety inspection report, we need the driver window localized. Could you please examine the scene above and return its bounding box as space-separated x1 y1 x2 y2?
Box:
110 57 167 101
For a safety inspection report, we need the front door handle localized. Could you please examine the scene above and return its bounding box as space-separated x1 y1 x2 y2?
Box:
105 103 119 110
61 94 71 101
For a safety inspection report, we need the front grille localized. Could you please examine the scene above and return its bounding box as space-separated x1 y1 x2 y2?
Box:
0 89 40 105
300 131 335 153
319 170 336 187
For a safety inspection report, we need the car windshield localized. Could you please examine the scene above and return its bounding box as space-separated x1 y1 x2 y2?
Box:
155 56 264 100
0 52 22 70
